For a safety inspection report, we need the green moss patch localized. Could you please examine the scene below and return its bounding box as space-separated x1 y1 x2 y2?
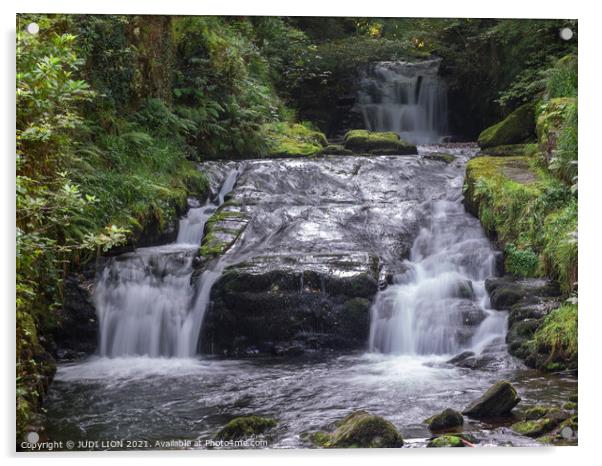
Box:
464 155 576 292
343 130 417 155
261 122 327 158
215 415 277 441
428 435 465 448
480 144 529 157
478 103 535 148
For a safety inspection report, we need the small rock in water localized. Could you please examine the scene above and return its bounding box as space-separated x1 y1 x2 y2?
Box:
214 415 277 441
424 408 464 432
462 380 521 418
427 434 465 448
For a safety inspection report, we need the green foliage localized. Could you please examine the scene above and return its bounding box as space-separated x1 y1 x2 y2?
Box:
465 156 576 292
545 55 578 100
505 244 539 277
533 303 578 366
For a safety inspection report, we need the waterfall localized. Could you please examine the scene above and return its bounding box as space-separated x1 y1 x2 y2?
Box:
356 59 449 144
94 168 239 358
369 198 505 355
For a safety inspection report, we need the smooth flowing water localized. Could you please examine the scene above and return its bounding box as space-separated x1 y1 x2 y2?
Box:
357 60 449 144
95 166 240 358
44 145 576 449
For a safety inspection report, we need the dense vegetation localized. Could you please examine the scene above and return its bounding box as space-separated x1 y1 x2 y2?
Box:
16 14 577 437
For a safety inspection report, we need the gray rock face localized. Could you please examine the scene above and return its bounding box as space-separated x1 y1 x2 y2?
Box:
463 380 521 418
198 155 455 355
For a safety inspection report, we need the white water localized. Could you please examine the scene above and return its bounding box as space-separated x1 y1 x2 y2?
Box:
95 169 239 358
357 60 449 144
369 197 505 355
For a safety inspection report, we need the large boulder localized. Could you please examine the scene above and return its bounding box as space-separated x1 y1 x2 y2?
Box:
462 381 521 418
477 103 535 149
201 253 379 356
511 408 570 438
311 411 404 448
343 130 417 155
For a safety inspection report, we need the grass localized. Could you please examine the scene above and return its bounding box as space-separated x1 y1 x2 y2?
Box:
533 303 578 368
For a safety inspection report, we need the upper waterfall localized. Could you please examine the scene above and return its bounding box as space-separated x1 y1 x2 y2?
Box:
356 59 449 144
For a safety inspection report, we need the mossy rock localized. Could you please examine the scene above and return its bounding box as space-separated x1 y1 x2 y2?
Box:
343 130 417 155
523 405 549 420
511 408 570 438
311 410 403 448
424 408 464 432
462 380 521 418
477 103 535 148
480 144 528 157
321 144 354 156
261 122 327 158
215 415 277 441
427 435 465 448
424 153 455 163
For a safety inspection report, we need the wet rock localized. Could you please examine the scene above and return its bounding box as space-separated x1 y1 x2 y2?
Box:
427 434 465 448
447 351 475 365
201 253 378 356
511 408 570 438
53 273 98 356
463 381 521 418
215 415 277 441
311 411 403 448
424 408 464 432
423 153 455 163
321 144 354 156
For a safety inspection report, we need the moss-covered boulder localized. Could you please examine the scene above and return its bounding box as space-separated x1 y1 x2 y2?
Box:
311 411 404 448
463 381 521 418
427 434 465 448
424 408 464 432
477 103 535 149
215 415 277 441
261 122 327 158
343 130 417 155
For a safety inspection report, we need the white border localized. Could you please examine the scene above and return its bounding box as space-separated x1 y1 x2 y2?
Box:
2 1 600 465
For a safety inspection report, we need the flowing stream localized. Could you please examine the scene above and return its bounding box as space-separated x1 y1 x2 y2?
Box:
42 61 574 449
44 145 576 449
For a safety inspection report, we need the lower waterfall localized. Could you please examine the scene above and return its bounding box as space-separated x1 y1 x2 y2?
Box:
94 168 239 358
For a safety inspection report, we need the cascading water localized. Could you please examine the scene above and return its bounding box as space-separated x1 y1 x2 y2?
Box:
94 168 240 358
356 59 449 144
369 179 506 356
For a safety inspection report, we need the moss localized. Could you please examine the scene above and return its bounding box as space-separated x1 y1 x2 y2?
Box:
261 122 327 158
199 209 247 260
477 103 535 148
533 303 577 370
428 435 465 448
215 415 277 441
311 411 403 448
424 153 455 163
563 401 577 411
464 155 576 292
343 130 417 155
512 419 550 437
524 405 549 420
